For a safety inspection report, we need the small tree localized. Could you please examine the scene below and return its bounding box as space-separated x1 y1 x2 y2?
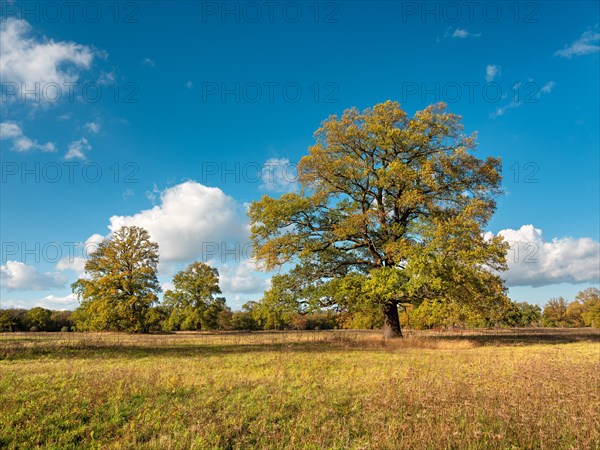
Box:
542 297 569 327
72 226 161 332
575 287 600 328
163 262 226 331
24 307 53 331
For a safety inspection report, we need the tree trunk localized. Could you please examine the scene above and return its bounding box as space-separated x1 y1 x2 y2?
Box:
383 301 403 338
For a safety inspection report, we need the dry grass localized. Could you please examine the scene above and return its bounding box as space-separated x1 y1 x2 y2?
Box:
1 329 598 449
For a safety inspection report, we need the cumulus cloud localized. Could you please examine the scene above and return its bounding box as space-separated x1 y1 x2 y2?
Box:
259 158 298 193
219 260 270 295
0 261 67 291
64 137 92 160
141 58 156 67
555 29 600 58
106 181 249 263
54 233 105 279
55 257 86 275
0 121 56 152
495 225 599 287
485 64 501 82
0 18 95 99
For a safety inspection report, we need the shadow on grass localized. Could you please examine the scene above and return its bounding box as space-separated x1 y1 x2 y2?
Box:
422 329 600 346
1 329 598 361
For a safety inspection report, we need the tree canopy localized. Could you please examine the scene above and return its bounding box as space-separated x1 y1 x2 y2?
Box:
249 101 508 337
72 225 161 332
162 261 227 331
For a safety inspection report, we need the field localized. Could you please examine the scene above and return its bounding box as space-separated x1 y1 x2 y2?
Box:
1 329 599 449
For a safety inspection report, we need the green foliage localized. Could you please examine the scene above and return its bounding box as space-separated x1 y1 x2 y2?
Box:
576 287 600 328
542 298 569 327
50 311 73 332
408 299 541 330
72 226 161 332
0 308 73 332
0 309 26 332
248 101 507 336
24 307 53 331
162 262 227 331
230 312 260 331
541 288 599 328
252 275 306 330
145 306 169 332
501 302 542 327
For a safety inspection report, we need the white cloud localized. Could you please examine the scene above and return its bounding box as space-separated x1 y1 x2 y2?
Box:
0 121 56 152
41 293 78 309
185 81 194 89
496 225 600 287
485 64 501 82
83 233 104 256
452 28 481 39
555 29 600 58
54 234 104 277
259 158 298 193
55 257 86 276
85 121 101 134
106 181 249 262
64 137 91 160
0 18 95 99
0 261 67 291
490 100 522 118
219 260 270 295
0 293 78 310
141 58 156 67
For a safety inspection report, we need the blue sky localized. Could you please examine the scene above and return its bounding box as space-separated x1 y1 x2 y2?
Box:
1 0 599 310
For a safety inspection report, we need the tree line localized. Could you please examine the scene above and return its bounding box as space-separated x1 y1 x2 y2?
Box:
1 286 597 332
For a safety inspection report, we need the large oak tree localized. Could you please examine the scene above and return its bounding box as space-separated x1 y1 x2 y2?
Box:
249 101 508 337
72 226 161 332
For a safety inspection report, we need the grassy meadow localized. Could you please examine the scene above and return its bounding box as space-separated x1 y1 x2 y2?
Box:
1 329 599 449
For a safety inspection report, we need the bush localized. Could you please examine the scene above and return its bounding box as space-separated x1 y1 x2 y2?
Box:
29 326 39 332
60 326 70 332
